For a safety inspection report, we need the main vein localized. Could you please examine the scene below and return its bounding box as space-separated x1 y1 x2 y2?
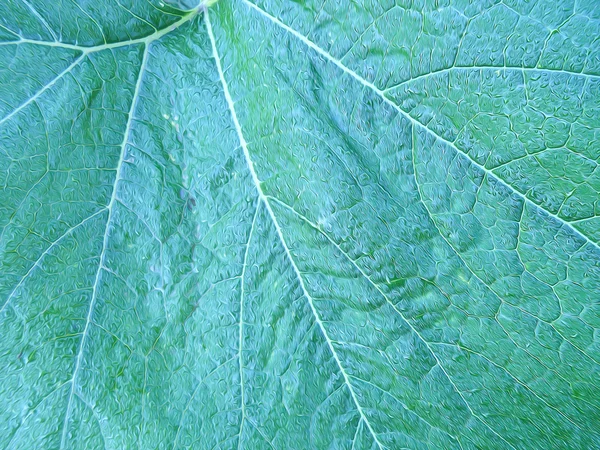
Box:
58 44 149 449
204 10 385 450
0 6 201 53
0 6 202 126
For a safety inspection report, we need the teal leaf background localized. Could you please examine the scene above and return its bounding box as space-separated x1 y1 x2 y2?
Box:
1 0 599 449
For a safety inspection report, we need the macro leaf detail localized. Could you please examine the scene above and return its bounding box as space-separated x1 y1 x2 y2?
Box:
1 1 599 449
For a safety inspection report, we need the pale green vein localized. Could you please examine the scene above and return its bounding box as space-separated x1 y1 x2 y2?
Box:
0 54 85 126
410 130 589 429
205 10 385 450
0 5 201 53
20 0 57 41
267 195 515 450
384 65 600 91
350 419 362 450
237 199 260 449
0 23 20 39
171 357 237 450
67 0 107 44
114 0 159 34
0 207 107 315
241 0 600 254
58 44 149 450
4 380 71 448
489 147 599 172
74 392 107 450
433 340 594 433
410 126 600 368
0 7 204 127
246 420 277 450
348 374 465 450
137 356 149 448
0 165 49 244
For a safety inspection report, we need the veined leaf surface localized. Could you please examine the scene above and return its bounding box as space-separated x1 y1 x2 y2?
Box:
1 0 599 448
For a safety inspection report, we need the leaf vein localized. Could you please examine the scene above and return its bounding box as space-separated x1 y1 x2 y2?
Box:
241 0 600 252
205 10 385 450
0 207 107 315
237 199 260 449
0 54 85 126
267 195 515 450
384 65 600 91
58 43 149 450
0 5 203 53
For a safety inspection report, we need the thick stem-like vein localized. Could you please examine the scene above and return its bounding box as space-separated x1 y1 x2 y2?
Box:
0 6 202 53
0 6 203 127
205 10 385 450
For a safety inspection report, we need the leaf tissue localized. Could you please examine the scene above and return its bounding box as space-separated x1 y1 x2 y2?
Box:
1 0 599 448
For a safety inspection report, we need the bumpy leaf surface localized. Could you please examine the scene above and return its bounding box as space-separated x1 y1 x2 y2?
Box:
1 0 599 449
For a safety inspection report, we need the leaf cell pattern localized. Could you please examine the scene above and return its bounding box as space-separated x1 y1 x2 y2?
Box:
1 1 599 449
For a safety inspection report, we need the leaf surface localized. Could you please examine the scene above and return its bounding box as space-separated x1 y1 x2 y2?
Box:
1 1 599 449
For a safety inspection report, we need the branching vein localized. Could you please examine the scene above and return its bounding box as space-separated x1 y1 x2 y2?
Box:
241 0 600 254
205 10 385 450
0 207 107 315
237 199 260 449
58 44 149 450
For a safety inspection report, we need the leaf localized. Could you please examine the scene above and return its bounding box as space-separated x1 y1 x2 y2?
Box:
1 0 599 449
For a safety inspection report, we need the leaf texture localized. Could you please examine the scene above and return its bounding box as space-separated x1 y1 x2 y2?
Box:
1 0 599 449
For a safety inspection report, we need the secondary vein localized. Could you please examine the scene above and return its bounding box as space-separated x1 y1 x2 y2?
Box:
241 0 600 254
237 199 260 448
384 65 600 91
58 43 149 450
0 54 85 126
267 196 515 450
0 207 107 315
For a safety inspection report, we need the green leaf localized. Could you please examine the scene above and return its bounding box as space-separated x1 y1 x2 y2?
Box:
1 0 599 448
